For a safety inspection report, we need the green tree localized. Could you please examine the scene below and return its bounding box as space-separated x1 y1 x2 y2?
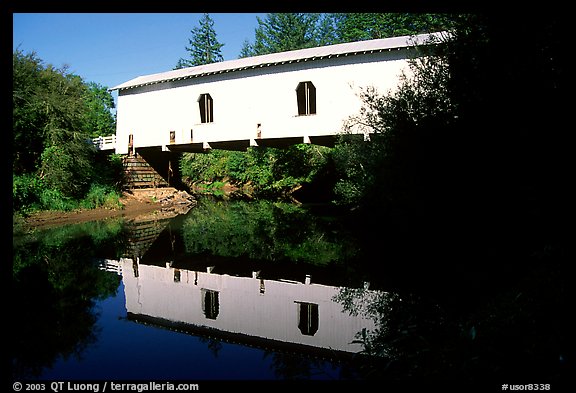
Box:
175 13 224 69
180 144 333 200
333 30 453 210
83 82 116 138
13 50 50 174
13 49 123 206
332 11 570 267
36 66 95 198
240 13 336 57
330 13 453 43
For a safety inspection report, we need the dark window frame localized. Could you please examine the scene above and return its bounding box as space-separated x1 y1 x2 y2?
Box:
202 289 219 320
296 301 319 336
296 81 316 116
198 93 214 123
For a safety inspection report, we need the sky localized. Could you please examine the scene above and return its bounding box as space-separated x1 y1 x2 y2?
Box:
12 13 268 105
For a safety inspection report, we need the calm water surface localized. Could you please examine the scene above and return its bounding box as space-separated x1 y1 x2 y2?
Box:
13 197 568 384
12 198 388 381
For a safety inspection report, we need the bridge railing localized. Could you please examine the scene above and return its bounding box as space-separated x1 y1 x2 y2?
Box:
92 135 116 151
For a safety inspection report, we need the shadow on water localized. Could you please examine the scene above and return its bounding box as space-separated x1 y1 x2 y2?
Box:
11 197 570 383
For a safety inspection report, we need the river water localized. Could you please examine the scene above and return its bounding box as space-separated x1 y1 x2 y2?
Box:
11 197 568 384
12 198 390 381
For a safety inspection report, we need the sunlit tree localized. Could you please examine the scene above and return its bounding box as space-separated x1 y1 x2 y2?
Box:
175 13 224 69
13 48 123 206
240 13 336 57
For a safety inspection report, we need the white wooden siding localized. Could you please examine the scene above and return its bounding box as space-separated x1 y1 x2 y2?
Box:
114 48 419 154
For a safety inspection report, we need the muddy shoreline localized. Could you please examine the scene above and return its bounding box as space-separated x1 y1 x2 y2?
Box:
16 188 196 232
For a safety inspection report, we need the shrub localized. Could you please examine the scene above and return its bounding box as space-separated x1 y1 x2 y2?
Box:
80 184 122 209
12 173 45 213
39 187 75 211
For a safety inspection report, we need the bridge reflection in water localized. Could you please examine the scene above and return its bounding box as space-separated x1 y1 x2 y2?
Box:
115 256 384 358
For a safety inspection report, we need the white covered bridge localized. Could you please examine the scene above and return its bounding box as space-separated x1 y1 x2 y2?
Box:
103 32 444 155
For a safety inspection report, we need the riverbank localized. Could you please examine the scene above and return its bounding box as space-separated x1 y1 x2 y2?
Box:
14 188 196 232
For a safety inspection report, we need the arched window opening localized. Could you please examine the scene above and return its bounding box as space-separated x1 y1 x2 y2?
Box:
296 301 319 336
296 81 316 116
202 289 219 320
198 93 213 123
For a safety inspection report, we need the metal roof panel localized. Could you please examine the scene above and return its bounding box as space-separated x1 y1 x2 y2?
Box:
110 32 446 91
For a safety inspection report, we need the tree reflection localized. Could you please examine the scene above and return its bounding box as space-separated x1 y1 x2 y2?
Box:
264 351 341 380
333 287 400 359
333 261 568 381
198 337 223 358
12 221 125 379
180 199 357 265
333 286 466 379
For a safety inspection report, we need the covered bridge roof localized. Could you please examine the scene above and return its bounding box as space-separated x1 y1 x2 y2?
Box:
110 31 446 92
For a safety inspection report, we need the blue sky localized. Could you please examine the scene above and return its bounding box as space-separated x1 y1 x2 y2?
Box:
12 13 268 103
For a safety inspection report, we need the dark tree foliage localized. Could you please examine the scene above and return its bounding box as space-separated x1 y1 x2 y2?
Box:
12 223 124 379
331 13 569 381
239 13 451 58
442 13 569 265
334 31 455 216
331 13 454 43
333 11 570 283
